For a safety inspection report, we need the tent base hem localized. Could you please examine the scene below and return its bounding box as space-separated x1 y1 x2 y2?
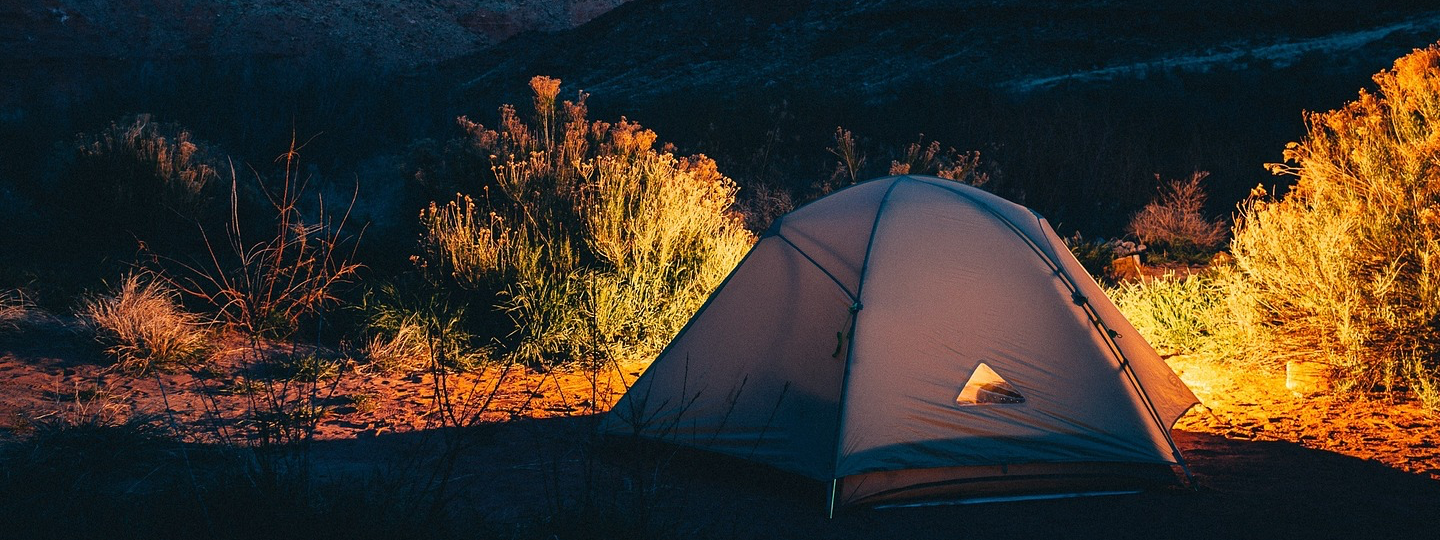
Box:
840 461 1180 507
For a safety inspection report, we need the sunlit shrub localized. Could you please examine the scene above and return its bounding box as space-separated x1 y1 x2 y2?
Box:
1228 44 1440 407
78 273 211 374
415 77 755 366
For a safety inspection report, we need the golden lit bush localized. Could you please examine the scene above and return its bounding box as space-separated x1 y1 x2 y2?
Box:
416 77 754 365
1228 44 1440 407
78 273 211 374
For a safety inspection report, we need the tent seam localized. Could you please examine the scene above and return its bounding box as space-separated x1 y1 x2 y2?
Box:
771 233 859 302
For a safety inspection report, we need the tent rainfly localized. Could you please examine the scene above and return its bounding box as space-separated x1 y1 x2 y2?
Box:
601 175 1199 512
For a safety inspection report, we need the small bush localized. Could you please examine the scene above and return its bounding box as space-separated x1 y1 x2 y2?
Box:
1126 171 1227 264
361 282 486 373
1227 44 1440 407
734 180 794 233
416 76 755 366
59 114 222 249
826 126 866 189
169 139 362 340
887 135 991 189
77 273 211 374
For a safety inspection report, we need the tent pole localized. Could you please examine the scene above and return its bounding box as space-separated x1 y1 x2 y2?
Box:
827 478 838 519
825 180 900 519
1076 294 1197 490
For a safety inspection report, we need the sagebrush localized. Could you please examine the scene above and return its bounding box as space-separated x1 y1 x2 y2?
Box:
1227 44 1440 408
416 76 754 366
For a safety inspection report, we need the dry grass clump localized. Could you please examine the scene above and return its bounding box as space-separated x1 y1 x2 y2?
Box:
0 289 35 333
416 76 754 366
78 273 211 374
360 282 485 373
1127 171 1227 263
168 139 361 340
1227 44 1440 408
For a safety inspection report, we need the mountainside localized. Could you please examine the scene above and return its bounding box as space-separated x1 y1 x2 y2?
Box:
1 0 629 68
450 0 1437 103
4 0 1440 236
440 0 1440 230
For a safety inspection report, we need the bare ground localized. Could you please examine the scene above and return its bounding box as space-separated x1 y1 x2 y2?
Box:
2 327 1438 538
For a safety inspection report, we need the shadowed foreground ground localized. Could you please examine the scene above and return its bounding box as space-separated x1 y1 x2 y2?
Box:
307 416 1440 539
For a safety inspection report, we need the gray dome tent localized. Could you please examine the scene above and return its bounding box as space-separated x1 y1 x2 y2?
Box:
602 175 1198 511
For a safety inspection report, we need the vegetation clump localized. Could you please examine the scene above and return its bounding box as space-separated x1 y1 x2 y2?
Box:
60 115 222 250
77 273 211 374
1108 270 1234 356
415 76 755 366
1227 44 1440 407
1126 171 1228 264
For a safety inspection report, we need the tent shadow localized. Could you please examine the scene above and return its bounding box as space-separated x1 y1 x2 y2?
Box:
304 417 1440 539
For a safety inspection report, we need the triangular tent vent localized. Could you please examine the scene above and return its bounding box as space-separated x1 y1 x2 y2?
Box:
956 362 1025 406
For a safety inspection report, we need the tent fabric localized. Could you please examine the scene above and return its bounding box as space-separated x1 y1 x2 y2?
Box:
601 175 1199 504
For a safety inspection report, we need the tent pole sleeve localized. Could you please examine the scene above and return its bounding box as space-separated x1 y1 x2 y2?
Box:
772 233 859 302
827 178 903 487
1081 297 1197 484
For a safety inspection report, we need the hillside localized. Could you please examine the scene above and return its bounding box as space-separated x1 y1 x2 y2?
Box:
4 0 1440 237
451 0 1437 101
1 0 629 68
442 0 1440 230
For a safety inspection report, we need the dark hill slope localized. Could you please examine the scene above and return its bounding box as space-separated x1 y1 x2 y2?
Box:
442 0 1440 232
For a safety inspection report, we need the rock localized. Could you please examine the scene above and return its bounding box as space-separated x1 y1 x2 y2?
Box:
1285 361 1332 396
1108 254 1144 281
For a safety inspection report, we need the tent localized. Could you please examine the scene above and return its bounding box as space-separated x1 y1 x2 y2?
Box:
601 175 1199 511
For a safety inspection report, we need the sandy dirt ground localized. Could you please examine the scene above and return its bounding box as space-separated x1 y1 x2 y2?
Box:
2 324 1438 538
